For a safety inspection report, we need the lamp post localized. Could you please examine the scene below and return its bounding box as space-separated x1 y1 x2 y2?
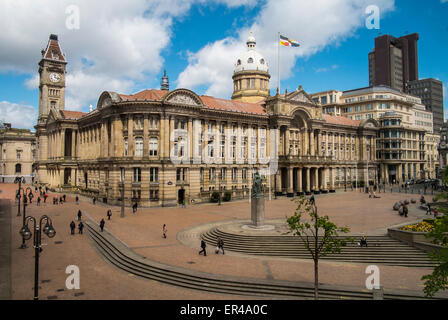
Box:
120 182 125 218
14 176 25 217
19 215 56 300
218 173 222 206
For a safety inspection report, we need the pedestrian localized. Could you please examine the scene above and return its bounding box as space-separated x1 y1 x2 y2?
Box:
359 236 368 247
426 203 431 215
216 237 225 255
93 197 96 205
53 197 56 205
77 210 82 221
44 193 48 203
70 221 76 235
75 196 79 205
132 202 138 214
99 219 105 232
78 221 84 234
420 195 426 205
434 208 439 217
199 239 207 256
163 224 167 238
37 196 41 206
35 186 38 193
182 199 186 208
59 196 63 204
309 193 315 206
28 192 33 203
107 209 112 220
63 194 66 202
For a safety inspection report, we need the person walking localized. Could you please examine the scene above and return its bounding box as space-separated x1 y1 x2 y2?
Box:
99 219 105 232
93 197 96 205
77 210 82 221
216 237 225 255
199 239 207 256
434 208 439 217
107 209 112 220
75 196 79 205
132 202 138 214
37 196 41 206
70 221 76 235
359 236 368 247
44 193 48 203
78 221 84 234
182 199 186 208
162 224 167 238
28 192 33 203
63 194 66 202
309 193 315 206
426 203 431 215
403 204 408 218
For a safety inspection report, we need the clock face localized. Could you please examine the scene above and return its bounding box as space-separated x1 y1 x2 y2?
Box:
49 73 61 83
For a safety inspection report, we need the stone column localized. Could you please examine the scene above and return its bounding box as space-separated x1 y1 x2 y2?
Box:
128 116 134 157
188 118 193 161
275 171 282 194
330 167 335 191
317 130 322 157
314 167 319 191
143 115 149 156
297 168 302 193
305 167 311 193
61 129 65 158
287 167 293 196
310 129 315 156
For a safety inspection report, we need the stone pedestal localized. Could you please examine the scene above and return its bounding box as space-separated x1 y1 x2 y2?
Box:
251 197 265 227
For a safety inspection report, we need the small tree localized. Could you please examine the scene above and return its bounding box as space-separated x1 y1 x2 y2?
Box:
421 168 448 297
286 195 352 299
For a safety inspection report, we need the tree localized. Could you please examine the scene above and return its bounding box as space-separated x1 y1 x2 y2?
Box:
421 169 448 297
286 195 352 299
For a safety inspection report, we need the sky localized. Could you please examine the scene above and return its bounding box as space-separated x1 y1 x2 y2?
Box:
0 0 447 130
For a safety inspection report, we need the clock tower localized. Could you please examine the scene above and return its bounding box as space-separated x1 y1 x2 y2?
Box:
38 34 67 124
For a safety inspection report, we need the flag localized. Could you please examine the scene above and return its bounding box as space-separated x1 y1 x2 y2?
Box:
280 35 300 47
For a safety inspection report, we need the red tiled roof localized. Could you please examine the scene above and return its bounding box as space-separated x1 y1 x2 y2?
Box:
118 89 167 101
323 114 361 127
60 110 86 120
200 96 266 115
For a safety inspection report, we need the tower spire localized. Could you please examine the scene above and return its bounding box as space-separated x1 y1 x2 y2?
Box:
161 70 169 91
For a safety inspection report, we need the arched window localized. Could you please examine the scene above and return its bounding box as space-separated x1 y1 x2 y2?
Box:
15 163 22 174
247 57 253 63
260 59 265 64
237 59 241 65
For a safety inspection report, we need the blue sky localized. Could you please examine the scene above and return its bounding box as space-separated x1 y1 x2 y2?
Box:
0 0 447 130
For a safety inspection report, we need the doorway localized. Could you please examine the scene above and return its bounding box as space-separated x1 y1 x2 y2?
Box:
178 188 185 205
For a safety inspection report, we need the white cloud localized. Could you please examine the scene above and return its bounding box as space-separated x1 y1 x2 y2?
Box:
0 101 38 130
315 65 339 73
177 0 395 98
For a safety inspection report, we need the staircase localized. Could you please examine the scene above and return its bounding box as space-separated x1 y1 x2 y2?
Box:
201 228 438 268
85 221 441 299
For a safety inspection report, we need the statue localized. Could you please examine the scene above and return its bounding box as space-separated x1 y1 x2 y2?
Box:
252 172 263 198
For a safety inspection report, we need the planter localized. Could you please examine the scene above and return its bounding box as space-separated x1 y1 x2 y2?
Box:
388 227 433 245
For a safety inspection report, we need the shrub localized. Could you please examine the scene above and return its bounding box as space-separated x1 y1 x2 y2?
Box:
223 191 232 202
210 191 220 203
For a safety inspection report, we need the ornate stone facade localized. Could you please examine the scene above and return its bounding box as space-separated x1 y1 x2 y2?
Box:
34 34 380 207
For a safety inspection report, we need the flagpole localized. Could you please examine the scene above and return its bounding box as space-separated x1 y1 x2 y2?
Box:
277 32 280 94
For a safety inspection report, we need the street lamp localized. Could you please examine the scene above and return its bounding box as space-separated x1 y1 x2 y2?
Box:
19 215 56 300
14 176 25 217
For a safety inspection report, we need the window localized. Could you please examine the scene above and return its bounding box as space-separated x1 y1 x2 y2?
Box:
134 117 143 130
177 168 187 182
208 139 214 158
240 137 247 160
209 168 216 181
120 168 125 182
150 190 159 201
200 168 204 182
15 163 21 174
248 57 253 63
135 138 143 156
149 168 158 182
149 138 158 156
16 150 22 160
232 168 237 180
221 168 226 180
133 167 141 182
242 168 247 180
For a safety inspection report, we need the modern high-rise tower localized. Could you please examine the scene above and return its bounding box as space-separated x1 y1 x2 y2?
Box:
368 33 419 92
